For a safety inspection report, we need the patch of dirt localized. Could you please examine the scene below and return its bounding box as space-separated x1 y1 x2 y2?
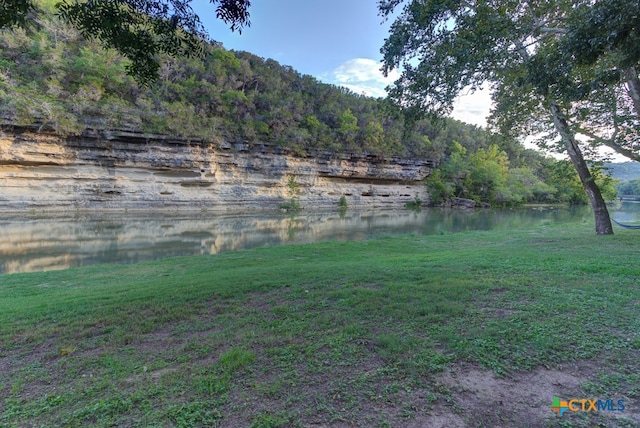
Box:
420 362 640 427
476 307 520 319
351 282 383 290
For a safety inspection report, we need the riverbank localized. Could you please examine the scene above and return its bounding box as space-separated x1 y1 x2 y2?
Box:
1 223 639 427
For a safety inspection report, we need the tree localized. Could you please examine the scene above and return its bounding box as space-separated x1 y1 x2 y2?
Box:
618 179 640 196
380 0 614 234
1 0 32 28
2 0 251 84
424 139 465 205
558 0 640 162
338 108 359 152
466 145 509 203
362 120 386 154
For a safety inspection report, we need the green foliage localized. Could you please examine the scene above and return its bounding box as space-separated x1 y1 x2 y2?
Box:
362 120 386 154
166 401 223 428
379 0 617 232
0 6 582 203
1 0 251 85
404 196 422 209
503 1 640 163
505 167 555 204
563 0 640 68
338 108 359 151
280 175 301 212
338 195 348 209
218 348 255 373
545 160 589 205
604 162 640 182
465 145 509 203
426 141 557 206
250 412 290 428
543 161 617 205
0 0 33 28
618 179 640 196
285 175 299 196
592 167 618 202
425 169 454 206
279 198 300 212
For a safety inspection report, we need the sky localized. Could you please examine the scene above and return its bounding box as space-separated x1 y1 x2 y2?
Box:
192 0 492 127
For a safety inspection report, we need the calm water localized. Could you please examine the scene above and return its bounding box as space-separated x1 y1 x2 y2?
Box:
0 205 634 274
612 200 640 225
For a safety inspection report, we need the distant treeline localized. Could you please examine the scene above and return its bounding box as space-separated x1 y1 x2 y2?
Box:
0 3 616 206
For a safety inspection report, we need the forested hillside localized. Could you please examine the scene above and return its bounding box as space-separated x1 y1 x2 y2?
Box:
605 162 640 182
607 162 640 196
0 3 481 159
0 3 612 206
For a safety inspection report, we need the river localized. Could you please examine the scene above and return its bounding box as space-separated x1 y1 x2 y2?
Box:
0 205 635 274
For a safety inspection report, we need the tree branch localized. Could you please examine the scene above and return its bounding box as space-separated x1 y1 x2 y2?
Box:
538 27 568 35
575 126 640 162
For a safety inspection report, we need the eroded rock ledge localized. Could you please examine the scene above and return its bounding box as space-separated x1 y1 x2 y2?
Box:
0 126 432 211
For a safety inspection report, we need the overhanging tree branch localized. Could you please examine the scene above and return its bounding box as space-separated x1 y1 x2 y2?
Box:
1 0 251 85
575 127 640 162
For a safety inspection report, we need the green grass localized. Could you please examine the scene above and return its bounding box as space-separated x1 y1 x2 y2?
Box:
0 222 639 427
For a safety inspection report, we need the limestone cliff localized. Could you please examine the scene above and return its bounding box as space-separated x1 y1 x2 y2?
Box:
0 127 432 211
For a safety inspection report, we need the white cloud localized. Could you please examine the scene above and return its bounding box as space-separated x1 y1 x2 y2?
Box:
451 86 492 127
324 59 492 127
322 58 399 98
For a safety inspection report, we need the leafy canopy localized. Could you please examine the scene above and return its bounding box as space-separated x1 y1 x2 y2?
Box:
379 0 621 233
2 0 251 84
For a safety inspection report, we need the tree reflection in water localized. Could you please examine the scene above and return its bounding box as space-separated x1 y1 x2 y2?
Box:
0 207 594 274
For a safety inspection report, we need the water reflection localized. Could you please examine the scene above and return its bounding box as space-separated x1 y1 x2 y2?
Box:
0 207 593 274
611 201 640 225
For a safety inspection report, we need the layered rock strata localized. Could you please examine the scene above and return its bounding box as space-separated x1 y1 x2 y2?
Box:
0 127 432 211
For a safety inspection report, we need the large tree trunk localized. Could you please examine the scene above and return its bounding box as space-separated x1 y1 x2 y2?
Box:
550 102 613 235
623 67 640 117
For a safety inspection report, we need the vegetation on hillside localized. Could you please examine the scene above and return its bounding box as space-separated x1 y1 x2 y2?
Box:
605 162 640 182
604 162 640 196
0 6 613 206
618 179 640 197
1 0 252 84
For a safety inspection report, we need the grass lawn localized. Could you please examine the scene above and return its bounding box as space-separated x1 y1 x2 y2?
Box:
0 221 639 427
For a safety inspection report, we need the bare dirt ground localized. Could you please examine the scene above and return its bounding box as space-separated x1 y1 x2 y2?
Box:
409 362 639 428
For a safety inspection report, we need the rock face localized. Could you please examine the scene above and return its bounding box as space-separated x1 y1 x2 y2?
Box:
0 127 432 211
450 197 477 209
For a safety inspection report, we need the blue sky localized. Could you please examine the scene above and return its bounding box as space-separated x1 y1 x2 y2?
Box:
192 0 491 127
